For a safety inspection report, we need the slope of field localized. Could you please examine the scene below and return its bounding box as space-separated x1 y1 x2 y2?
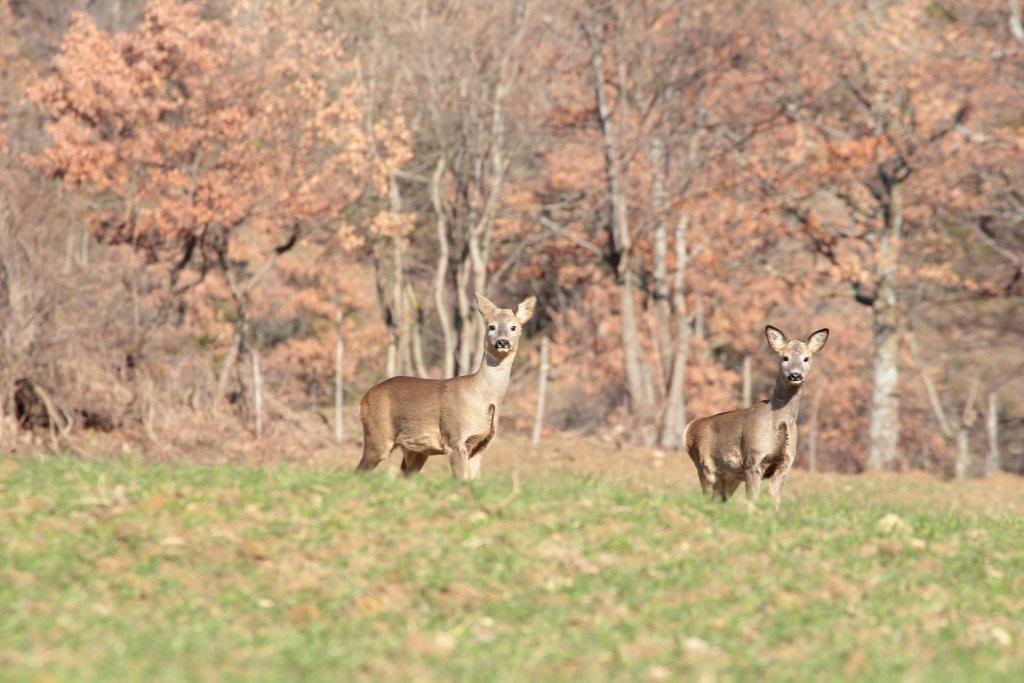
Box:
1 446 1022 681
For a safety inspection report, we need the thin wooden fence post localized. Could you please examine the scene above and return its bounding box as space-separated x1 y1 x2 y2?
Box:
252 347 263 438
335 311 345 445
532 336 550 446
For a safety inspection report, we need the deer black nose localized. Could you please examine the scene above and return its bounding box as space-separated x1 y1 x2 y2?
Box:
495 339 511 349
788 372 803 382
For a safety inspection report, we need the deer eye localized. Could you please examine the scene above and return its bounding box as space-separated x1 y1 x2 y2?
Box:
803 357 809 362
510 325 517 331
783 356 789 362
488 325 496 331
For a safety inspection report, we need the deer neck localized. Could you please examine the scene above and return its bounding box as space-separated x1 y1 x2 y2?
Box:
769 370 802 421
470 349 516 404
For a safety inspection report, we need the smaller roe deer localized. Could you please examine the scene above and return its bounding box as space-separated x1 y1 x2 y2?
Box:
356 292 536 480
684 325 829 509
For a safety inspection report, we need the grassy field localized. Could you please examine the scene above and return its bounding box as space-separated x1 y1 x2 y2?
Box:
1 451 1023 681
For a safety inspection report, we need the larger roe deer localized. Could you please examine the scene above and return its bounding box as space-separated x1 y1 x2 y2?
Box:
684 325 829 509
356 292 536 480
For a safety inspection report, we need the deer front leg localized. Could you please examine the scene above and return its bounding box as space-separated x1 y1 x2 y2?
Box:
466 454 483 480
767 427 798 510
743 459 763 501
766 469 788 511
767 456 795 511
449 442 471 481
465 406 495 481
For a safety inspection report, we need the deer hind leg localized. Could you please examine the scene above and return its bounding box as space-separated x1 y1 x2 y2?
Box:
743 461 763 502
355 440 393 472
766 461 792 511
400 449 429 477
688 447 716 498
355 419 394 473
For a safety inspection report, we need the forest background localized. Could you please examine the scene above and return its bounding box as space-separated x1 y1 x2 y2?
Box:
1 0 1022 477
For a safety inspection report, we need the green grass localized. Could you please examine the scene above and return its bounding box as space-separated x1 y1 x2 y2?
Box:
1 456 1022 681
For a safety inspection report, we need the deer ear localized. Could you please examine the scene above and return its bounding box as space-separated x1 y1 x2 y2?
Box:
513 294 537 324
765 325 787 353
475 292 498 319
807 328 829 354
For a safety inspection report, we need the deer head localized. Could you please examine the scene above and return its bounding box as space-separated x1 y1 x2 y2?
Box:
765 325 829 386
476 292 536 360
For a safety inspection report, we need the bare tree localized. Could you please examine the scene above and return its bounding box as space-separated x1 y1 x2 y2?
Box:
580 15 656 431
411 1 530 375
775 1 970 470
650 139 673 387
659 213 691 448
430 158 456 378
908 331 980 480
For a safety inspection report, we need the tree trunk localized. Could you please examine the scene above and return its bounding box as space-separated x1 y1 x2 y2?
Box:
80 226 89 264
393 234 412 376
532 336 550 446
1011 0 1024 47
468 233 488 372
467 195 498 375
334 311 344 444
64 233 74 274
388 172 411 377
430 158 456 378
621 275 657 427
693 292 705 348
406 285 428 378
0 388 12 449
650 139 672 388
954 427 970 480
251 346 263 438
385 331 398 378
985 392 999 476
371 250 400 379
866 179 903 470
741 355 752 408
211 227 299 407
215 320 245 408
455 257 475 375
910 333 981 480
866 268 900 471
467 57 510 372
658 213 691 449
588 37 655 431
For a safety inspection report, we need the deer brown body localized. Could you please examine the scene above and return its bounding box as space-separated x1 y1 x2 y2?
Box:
684 326 829 509
356 293 536 480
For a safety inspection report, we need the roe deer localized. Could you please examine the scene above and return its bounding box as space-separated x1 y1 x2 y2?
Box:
684 325 829 509
355 292 536 480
